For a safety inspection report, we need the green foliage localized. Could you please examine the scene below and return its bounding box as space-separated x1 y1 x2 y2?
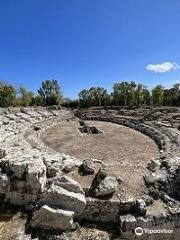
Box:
112 81 150 107
0 82 16 107
113 81 135 106
79 87 110 107
77 81 180 108
32 95 44 106
37 79 63 106
18 87 34 106
0 78 179 108
162 84 180 106
152 85 164 106
62 98 79 108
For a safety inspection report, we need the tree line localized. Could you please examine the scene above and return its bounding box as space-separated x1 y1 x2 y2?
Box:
0 79 63 107
0 79 180 108
78 82 180 108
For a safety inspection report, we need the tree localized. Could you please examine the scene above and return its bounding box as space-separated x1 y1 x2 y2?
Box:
112 81 151 107
79 89 91 107
112 81 137 106
0 82 16 107
127 81 137 106
32 95 44 106
62 98 79 108
134 84 150 106
152 85 164 106
18 86 33 106
78 87 110 107
162 88 174 106
143 88 151 105
113 82 127 106
89 87 109 106
38 79 63 106
171 84 180 106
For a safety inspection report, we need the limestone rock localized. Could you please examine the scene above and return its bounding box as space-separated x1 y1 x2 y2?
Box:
40 184 86 217
0 173 10 194
147 158 161 171
43 156 63 178
94 176 118 197
0 149 6 159
117 176 124 184
152 211 170 225
141 195 153 206
26 160 47 194
1 155 34 179
54 175 84 194
62 158 76 172
119 197 136 213
137 216 152 228
80 159 95 175
5 191 38 206
119 214 137 231
31 205 74 231
10 179 27 192
89 168 107 196
136 199 146 216
169 167 180 200
144 170 168 188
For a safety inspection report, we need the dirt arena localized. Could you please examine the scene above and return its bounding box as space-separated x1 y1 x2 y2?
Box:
41 120 159 197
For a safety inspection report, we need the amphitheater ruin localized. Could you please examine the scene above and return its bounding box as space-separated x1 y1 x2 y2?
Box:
0 106 180 239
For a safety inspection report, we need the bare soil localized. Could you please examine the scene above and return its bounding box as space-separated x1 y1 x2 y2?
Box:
0 209 26 240
41 120 159 197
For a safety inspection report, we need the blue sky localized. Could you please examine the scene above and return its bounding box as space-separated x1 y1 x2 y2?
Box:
0 0 180 99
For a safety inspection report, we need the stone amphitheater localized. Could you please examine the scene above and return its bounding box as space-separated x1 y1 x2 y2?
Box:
1 106 180 240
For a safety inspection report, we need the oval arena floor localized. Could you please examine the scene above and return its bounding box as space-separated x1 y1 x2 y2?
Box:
41 120 159 197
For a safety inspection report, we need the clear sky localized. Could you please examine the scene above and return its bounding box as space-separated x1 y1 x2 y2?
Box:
0 0 180 99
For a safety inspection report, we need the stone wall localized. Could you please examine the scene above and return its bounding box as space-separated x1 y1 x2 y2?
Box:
77 108 180 239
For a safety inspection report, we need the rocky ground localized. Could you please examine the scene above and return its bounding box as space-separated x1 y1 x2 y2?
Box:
0 106 180 239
